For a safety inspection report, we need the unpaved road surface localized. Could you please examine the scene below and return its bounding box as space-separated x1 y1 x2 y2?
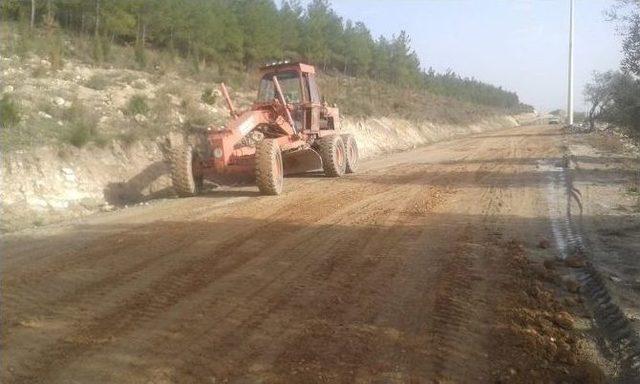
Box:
2 125 612 383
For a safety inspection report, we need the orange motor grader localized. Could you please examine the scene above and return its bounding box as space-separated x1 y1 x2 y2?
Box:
170 62 359 196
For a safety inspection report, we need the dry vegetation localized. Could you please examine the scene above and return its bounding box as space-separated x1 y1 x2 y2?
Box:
319 74 497 125
1 22 504 153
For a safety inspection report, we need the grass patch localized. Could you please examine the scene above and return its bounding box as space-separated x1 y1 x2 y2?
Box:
47 32 65 71
132 79 148 90
61 103 101 148
586 133 626 154
201 87 217 105
125 94 150 116
31 64 48 78
116 130 140 147
628 171 640 199
134 43 147 69
64 120 95 148
0 95 21 128
119 72 140 84
185 110 210 128
179 96 218 130
85 74 110 90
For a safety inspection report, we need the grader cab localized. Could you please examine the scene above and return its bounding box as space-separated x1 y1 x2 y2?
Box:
170 62 359 196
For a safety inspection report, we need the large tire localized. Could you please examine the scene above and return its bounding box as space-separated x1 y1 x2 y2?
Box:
255 139 283 195
342 134 359 174
317 134 346 177
170 145 202 197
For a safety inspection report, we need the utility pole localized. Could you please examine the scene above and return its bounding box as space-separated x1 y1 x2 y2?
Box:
567 0 574 126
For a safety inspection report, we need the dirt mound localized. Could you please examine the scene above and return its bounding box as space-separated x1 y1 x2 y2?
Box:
490 241 604 383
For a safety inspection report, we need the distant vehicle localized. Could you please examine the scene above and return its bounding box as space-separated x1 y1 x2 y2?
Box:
548 118 560 125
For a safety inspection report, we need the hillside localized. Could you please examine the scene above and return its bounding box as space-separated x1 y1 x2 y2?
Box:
0 19 533 232
0 21 525 152
1 0 532 111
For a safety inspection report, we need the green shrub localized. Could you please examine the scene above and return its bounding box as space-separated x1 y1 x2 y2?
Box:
90 35 112 64
0 95 21 128
61 103 101 148
126 94 150 116
186 112 210 128
101 36 111 60
94 134 109 148
48 33 65 70
119 72 139 84
92 37 104 63
132 79 147 90
65 120 95 148
85 74 110 90
16 24 33 57
117 130 140 147
31 65 48 77
201 87 217 105
134 43 147 69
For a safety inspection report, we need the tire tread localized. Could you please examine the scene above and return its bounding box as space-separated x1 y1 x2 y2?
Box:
255 139 283 195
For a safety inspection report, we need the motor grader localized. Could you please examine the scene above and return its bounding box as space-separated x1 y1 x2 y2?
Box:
170 62 358 196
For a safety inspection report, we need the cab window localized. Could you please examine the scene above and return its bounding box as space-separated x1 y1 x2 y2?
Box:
307 75 321 103
257 71 301 103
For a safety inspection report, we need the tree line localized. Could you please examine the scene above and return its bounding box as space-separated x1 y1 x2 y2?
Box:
584 0 640 136
2 0 531 111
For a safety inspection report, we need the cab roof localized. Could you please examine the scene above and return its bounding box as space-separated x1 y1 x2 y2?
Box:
258 61 315 76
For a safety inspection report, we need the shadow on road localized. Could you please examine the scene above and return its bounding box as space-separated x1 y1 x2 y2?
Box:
103 161 173 206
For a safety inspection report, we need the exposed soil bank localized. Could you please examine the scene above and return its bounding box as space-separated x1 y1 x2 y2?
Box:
1 114 529 232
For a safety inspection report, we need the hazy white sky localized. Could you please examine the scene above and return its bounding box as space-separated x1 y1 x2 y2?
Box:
328 0 623 112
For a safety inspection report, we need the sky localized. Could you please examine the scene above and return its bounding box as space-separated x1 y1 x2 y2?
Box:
323 0 623 112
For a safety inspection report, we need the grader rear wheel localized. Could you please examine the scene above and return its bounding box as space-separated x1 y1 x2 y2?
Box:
317 135 346 177
170 145 203 197
255 139 284 195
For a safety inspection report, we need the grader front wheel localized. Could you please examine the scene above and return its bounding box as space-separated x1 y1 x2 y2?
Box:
318 135 346 177
170 145 203 197
255 139 284 195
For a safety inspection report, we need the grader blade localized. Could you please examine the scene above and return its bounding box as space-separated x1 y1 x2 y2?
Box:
283 148 323 175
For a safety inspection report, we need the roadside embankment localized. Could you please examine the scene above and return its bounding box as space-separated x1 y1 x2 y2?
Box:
1 114 531 232
342 114 523 159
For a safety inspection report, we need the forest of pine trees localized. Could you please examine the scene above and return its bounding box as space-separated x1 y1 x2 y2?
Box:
2 0 532 112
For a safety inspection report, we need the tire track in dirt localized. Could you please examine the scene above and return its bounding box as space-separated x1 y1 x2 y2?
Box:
2 183 332 341
4 125 606 383
45 166 452 382
423 170 507 381
415 138 523 382
4 168 423 383
263 181 455 382
109 184 417 381
74 169 448 382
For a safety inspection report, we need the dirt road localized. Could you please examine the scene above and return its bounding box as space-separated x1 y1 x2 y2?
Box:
2 125 610 383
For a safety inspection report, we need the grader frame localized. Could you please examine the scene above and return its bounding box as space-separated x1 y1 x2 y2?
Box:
170 62 359 196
